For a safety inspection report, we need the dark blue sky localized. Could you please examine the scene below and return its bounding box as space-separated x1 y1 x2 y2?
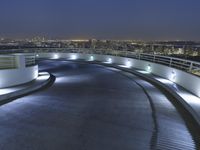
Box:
0 0 200 40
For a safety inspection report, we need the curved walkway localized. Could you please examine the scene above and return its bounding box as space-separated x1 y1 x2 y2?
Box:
0 60 196 150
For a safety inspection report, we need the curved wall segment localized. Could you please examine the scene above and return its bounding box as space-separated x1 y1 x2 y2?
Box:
37 52 200 97
0 54 38 88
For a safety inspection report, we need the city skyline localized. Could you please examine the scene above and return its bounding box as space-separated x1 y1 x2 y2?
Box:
0 0 200 40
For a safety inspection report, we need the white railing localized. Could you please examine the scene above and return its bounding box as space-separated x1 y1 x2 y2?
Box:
1 48 200 76
137 53 200 76
0 55 17 69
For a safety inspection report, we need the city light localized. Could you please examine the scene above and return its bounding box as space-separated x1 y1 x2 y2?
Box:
36 54 39 57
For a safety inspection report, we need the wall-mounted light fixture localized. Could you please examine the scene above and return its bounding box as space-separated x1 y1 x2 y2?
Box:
90 55 94 61
108 58 112 63
170 70 176 82
53 54 59 59
71 54 77 60
147 64 152 73
125 60 132 68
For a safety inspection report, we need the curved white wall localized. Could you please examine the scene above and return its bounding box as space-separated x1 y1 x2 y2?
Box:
0 65 38 88
37 52 200 97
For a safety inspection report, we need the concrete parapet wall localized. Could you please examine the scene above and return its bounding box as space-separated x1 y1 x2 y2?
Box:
0 72 52 103
37 52 200 97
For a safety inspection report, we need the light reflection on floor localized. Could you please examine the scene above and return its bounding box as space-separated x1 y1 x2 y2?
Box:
137 69 200 120
137 70 151 74
56 75 93 84
118 65 132 69
0 88 18 95
0 72 50 96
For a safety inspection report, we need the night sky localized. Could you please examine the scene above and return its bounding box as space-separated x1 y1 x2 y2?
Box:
0 0 200 40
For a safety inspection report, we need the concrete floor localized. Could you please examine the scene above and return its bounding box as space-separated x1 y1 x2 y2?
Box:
0 60 197 150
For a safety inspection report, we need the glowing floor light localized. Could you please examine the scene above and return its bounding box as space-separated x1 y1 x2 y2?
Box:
71 54 77 60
